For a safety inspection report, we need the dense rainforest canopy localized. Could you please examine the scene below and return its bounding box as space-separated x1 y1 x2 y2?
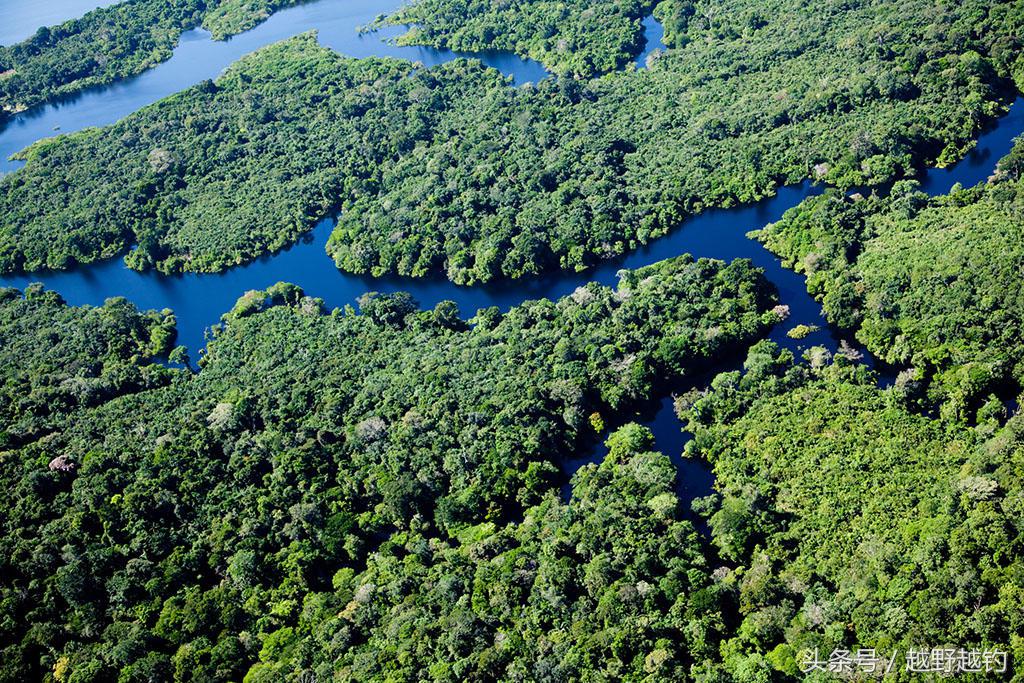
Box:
0 0 303 120
754 137 1024 420
1 0 1022 281
677 341 1024 679
0 255 779 680
3 0 1024 680
377 0 657 77
5 275 1023 680
0 285 177 454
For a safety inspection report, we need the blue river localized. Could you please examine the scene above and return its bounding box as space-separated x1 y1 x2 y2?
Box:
1 0 1022 507
0 0 119 46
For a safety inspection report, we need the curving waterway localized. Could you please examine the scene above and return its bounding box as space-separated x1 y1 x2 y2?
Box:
3 98 1020 359
0 0 550 175
2 0 1023 506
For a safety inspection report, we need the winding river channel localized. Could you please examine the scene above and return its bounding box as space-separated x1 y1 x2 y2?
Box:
2 0 1023 505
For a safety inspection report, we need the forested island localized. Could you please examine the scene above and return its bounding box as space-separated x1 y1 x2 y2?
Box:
0 0 304 121
375 0 657 77
1 0 1022 281
755 137 1024 421
2 0 1024 680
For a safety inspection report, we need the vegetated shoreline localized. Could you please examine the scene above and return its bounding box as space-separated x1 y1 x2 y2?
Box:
2 94 1019 358
0 0 1020 472
0 0 315 116
9 106 1014 531
2 2 1024 678
2 131 1021 682
1 86 1015 281
370 0 660 77
0 252 781 680
1 0 1020 282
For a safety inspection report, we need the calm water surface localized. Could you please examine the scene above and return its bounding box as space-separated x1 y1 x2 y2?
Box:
0 0 118 46
0 0 547 175
0 0 1020 504
635 14 665 68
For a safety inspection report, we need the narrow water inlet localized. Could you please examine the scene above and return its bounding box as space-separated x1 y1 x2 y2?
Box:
1 0 1022 515
0 0 553 175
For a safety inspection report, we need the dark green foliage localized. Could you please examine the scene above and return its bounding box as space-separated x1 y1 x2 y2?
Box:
651 0 695 49
0 255 774 681
0 285 175 451
0 0 302 115
754 140 1024 419
202 0 307 39
379 0 657 77
289 424 726 681
678 342 1024 679
4 1 1024 679
2 0 1021 281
